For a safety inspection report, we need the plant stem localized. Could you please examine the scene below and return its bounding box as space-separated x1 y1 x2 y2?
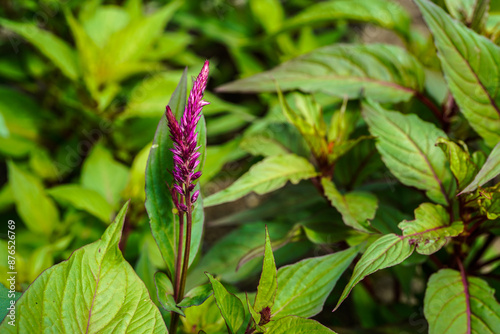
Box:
174 213 185 301
178 192 193 305
170 213 185 334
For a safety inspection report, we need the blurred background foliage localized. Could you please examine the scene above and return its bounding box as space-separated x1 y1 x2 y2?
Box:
1 0 500 332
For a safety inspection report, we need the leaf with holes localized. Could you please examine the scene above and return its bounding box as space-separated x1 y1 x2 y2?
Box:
362 100 454 205
0 202 167 333
416 0 500 147
424 269 500 334
398 203 464 255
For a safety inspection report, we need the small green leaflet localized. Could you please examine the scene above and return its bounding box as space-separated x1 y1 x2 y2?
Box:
155 272 184 316
460 141 500 194
253 227 278 313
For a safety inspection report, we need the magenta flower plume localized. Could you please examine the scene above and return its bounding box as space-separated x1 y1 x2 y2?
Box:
166 60 209 212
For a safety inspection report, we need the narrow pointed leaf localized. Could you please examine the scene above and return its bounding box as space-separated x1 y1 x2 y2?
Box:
0 203 167 333
335 234 415 311
283 0 410 38
416 0 500 147
321 178 377 233
273 247 358 319
460 141 500 193
217 44 425 103
254 227 278 313
145 68 204 276
362 100 453 205
398 203 464 255
424 269 500 334
204 154 317 207
265 316 337 334
0 19 79 80
7 161 59 236
206 273 245 334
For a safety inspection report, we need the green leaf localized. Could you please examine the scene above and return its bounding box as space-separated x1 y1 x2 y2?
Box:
283 0 410 38
444 0 489 32
265 316 336 334
7 161 59 236
0 19 79 80
249 0 284 33
477 187 500 219
0 283 21 322
123 143 152 202
217 44 425 103
436 137 480 191
398 203 464 255
362 100 453 205
321 178 377 233
202 140 246 183
273 247 358 319
204 154 317 207
335 234 415 310
206 273 245 334
460 141 500 193
81 145 129 207
145 68 206 278
0 203 167 333
182 295 226 333
254 227 278 313
424 269 500 334
155 272 184 316
178 284 213 308
47 185 113 223
416 0 500 147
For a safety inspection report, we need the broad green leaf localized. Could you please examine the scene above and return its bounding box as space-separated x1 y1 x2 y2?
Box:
178 284 213 309
398 203 464 255
265 316 336 334
145 68 205 277
254 227 278 313
217 44 425 103
460 141 500 193
240 135 289 157
81 6 130 48
362 100 453 205
0 203 167 333
81 144 129 207
335 234 415 310
155 272 184 316
425 269 500 334
204 154 317 207
444 0 489 32
0 19 79 80
321 178 377 233
416 0 500 147
7 161 59 236
0 283 21 322
250 0 284 33
47 185 113 223
283 0 410 38
206 273 245 334
273 247 358 319
436 137 480 191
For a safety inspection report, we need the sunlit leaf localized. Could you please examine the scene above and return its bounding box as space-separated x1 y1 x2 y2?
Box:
0 203 167 333
265 316 336 334
460 142 500 194
204 154 317 207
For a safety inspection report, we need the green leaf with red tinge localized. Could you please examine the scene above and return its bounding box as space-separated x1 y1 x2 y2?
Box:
416 0 500 147
362 100 454 205
398 203 463 255
424 269 500 334
217 44 425 104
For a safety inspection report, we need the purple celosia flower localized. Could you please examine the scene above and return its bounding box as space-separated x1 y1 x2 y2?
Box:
166 60 209 212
